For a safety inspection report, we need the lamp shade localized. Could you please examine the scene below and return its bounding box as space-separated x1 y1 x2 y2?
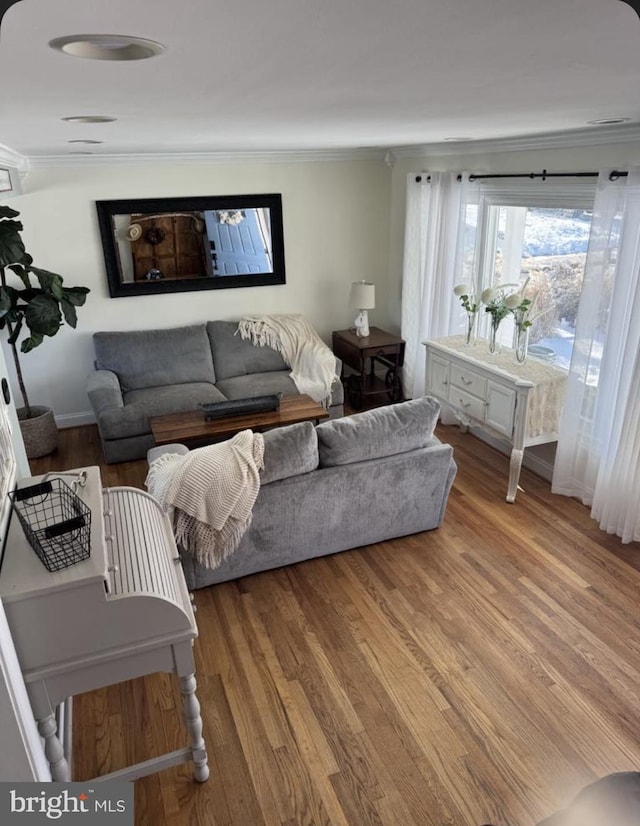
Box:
349 281 375 310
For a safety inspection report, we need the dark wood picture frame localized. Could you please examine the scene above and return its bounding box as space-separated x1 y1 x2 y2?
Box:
96 193 286 298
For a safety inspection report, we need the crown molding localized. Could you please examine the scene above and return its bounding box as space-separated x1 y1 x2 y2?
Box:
26 147 387 168
12 123 640 170
390 123 640 158
0 143 29 173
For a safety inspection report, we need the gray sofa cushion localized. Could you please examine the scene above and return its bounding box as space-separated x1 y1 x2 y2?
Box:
261 422 319 485
94 324 216 392
99 382 227 439
316 396 441 467
215 371 298 400
207 320 288 380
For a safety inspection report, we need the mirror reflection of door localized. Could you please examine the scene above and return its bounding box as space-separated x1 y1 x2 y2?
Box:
204 208 272 275
129 213 211 281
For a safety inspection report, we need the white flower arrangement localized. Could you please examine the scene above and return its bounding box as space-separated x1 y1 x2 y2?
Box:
505 278 550 332
453 283 479 314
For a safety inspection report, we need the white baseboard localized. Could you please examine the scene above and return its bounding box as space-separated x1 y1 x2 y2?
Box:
55 411 96 429
469 427 555 482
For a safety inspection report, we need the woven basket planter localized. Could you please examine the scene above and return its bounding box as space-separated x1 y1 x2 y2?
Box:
17 406 58 459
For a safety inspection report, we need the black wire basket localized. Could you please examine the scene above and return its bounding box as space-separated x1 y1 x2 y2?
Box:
9 478 91 572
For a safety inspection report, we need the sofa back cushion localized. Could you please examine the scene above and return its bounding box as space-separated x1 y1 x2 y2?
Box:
261 421 318 485
207 320 288 380
94 324 216 392
316 396 441 467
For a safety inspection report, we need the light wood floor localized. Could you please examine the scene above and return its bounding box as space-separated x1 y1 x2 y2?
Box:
30 424 640 826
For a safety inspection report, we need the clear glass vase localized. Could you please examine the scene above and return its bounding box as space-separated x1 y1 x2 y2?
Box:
514 325 529 363
464 312 477 346
488 317 501 353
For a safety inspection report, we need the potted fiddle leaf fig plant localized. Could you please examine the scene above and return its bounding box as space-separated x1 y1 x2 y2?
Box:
0 205 90 458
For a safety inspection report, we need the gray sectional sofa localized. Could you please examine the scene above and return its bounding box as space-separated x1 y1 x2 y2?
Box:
147 397 457 590
87 321 344 463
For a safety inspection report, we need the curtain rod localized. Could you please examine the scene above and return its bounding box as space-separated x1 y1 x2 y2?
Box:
415 170 627 183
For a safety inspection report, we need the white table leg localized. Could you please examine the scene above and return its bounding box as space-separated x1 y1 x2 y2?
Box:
38 713 70 781
507 447 524 503
179 674 209 782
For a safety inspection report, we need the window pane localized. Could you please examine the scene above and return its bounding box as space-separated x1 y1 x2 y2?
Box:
488 206 593 367
521 208 591 368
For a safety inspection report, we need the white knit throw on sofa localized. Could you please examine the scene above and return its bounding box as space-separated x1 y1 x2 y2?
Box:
237 313 336 405
145 430 265 570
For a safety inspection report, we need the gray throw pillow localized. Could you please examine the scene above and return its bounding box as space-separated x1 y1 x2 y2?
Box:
316 396 441 467
261 421 319 485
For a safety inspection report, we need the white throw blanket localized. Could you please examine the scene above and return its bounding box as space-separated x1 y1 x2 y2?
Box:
237 313 336 406
145 430 264 570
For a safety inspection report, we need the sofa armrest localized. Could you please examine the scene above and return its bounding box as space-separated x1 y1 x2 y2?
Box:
87 369 124 414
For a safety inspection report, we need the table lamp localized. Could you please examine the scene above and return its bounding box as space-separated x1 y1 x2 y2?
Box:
350 281 375 338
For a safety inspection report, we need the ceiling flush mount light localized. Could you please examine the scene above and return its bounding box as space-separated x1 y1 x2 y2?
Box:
62 115 117 124
586 117 631 125
49 34 165 61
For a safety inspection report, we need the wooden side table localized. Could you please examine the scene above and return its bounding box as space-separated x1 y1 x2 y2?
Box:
332 327 405 410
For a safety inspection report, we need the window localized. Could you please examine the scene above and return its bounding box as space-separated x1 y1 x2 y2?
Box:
465 180 603 369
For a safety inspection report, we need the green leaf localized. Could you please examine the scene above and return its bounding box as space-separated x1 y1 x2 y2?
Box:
30 266 65 299
23 294 61 338
21 331 44 353
7 263 32 288
0 284 18 316
60 298 77 328
62 286 90 307
0 206 20 220
0 219 26 267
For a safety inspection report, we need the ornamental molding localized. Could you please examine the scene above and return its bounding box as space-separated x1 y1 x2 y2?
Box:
390 123 640 158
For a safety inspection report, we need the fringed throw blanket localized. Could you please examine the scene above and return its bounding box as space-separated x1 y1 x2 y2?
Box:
145 430 264 570
237 313 336 406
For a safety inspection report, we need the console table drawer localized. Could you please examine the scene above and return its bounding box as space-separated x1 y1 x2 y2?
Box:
450 364 487 397
448 386 486 421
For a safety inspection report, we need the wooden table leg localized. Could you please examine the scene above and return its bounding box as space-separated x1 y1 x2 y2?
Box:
507 447 524 503
37 712 71 781
179 673 209 782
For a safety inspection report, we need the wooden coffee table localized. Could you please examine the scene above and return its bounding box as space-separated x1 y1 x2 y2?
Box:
150 394 329 448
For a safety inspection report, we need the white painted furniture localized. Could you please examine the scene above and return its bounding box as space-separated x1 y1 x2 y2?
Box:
0 466 209 783
424 336 567 502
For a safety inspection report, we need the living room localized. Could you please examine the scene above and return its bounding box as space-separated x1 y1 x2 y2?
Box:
1 2 640 825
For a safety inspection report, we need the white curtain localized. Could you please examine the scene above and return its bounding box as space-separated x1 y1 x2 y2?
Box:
400 172 474 398
552 169 640 543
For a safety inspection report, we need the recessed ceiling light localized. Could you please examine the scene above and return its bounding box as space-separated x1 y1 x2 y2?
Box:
49 34 165 61
67 139 103 144
586 117 631 125
443 137 474 142
62 115 117 124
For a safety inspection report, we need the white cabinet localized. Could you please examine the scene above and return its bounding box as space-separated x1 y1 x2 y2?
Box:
424 336 567 502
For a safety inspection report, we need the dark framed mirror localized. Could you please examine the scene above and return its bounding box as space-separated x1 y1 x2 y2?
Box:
96 193 286 298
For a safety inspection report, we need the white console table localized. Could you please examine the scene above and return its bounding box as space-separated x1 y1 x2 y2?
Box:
0 466 209 783
424 336 567 502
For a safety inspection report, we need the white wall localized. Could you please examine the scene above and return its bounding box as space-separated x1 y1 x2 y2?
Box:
5 157 391 425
